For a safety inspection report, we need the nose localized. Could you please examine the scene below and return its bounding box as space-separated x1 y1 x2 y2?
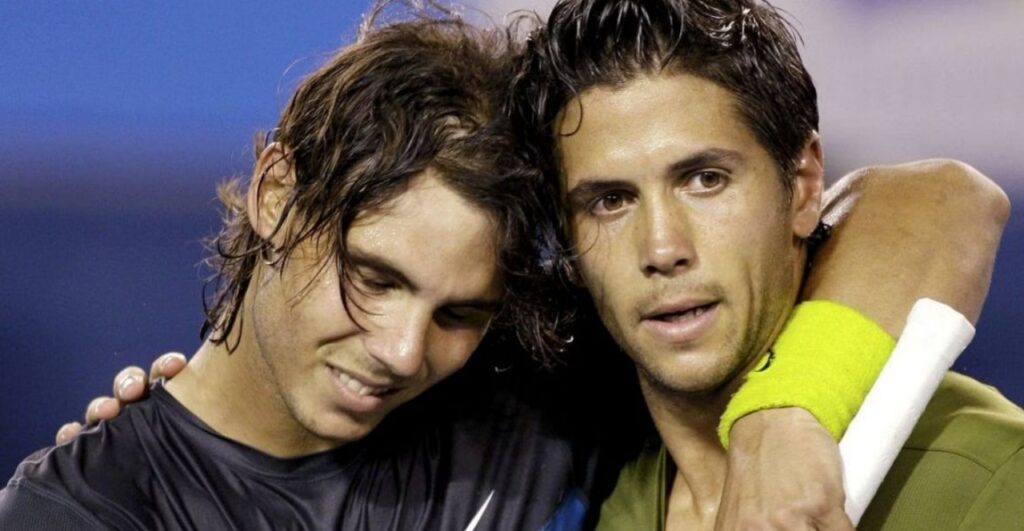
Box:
639 197 696 276
362 307 430 379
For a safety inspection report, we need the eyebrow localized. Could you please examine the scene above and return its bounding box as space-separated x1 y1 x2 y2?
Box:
346 249 504 312
564 147 747 211
667 148 746 176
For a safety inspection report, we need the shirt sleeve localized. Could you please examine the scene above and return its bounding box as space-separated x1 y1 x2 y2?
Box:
0 481 103 531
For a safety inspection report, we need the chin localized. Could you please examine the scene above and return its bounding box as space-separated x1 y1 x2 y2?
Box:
294 400 382 445
313 415 380 445
654 372 729 396
639 349 740 396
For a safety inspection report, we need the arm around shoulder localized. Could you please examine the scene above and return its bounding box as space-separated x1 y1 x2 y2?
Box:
721 159 1010 444
807 158 1011 334
715 160 1010 528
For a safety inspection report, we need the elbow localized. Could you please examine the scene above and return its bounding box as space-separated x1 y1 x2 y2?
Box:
830 158 1011 243
858 158 1011 231
929 158 1010 229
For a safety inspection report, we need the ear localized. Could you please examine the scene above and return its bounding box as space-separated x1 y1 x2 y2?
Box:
247 142 297 244
789 133 825 239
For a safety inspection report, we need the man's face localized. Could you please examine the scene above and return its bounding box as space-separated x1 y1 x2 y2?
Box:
248 170 503 449
558 73 820 396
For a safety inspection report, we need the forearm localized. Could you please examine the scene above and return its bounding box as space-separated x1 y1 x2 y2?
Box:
804 159 1010 335
721 159 1009 445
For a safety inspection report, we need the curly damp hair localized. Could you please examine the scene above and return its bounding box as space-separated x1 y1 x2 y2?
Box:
511 0 820 194
202 3 574 366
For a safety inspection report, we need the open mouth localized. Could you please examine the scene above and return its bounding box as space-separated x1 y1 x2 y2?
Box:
328 366 398 398
640 300 720 344
650 301 718 322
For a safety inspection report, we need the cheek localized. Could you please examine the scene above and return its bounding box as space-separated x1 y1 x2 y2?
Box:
720 221 796 301
280 267 359 340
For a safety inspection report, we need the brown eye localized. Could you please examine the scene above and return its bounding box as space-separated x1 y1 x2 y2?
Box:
697 171 724 189
682 170 729 196
599 192 625 212
589 192 632 216
583 189 634 217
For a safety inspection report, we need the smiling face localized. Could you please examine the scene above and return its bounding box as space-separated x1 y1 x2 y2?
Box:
246 169 503 449
558 73 822 397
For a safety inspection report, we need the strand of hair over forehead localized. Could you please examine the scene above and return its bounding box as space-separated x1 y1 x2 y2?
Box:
350 0 581 365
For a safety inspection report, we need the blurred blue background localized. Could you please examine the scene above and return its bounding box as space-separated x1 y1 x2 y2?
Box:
2 0 1022 479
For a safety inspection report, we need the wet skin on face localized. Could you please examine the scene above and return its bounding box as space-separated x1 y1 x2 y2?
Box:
558 73 820 399
244 170 504 450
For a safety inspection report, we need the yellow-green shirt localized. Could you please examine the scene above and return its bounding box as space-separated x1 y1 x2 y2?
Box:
596 373 1024 530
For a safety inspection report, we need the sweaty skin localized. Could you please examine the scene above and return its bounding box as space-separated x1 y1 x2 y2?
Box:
60 164 1007 530
558 73 1006 531
719 160 1007 530
175 152 503 458
60 154 1007 530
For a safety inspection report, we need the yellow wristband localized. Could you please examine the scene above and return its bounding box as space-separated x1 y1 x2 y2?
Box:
718 300 895 448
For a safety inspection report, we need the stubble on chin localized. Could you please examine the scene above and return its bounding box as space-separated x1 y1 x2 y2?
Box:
631 332 749 401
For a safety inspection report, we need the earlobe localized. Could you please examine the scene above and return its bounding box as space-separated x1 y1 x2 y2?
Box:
247 142 297 243
790 134 825 239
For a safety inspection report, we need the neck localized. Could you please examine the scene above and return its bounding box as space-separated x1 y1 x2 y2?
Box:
650 246 808 529
643 345 778 530
640 365 744 528
166 303 340 458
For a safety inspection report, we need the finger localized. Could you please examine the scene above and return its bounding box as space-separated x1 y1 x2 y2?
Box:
56 422 83 445
149 352 187 381
113 366 147 402
84 396 120 425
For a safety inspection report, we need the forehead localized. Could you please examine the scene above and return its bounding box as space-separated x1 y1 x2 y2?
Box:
557 73 767 184
346 170 502 296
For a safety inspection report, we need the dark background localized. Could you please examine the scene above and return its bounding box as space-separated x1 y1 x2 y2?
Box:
2 0 1022 479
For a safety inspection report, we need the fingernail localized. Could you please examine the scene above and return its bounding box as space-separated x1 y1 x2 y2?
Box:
118 376 137 398
159 355 175 371
56 426 70 443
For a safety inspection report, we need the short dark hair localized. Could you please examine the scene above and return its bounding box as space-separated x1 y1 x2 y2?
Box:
202 3 572 364
513 0 819 191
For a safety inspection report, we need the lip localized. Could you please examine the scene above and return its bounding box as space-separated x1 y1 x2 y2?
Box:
641 297 718 320
640 300 719 344
326 365 395 414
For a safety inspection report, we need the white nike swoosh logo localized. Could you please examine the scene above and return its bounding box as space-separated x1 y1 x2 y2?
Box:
463 490 496 531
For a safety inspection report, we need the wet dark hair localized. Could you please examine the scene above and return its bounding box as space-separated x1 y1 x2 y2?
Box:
202 1 573 365
512 0 819 194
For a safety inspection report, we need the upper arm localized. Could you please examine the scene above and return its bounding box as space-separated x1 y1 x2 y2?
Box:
803 159 1010 336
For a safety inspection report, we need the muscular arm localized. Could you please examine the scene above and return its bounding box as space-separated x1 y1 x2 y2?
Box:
716 159 1010 530
59 160 1013 529
805 158 1008 332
